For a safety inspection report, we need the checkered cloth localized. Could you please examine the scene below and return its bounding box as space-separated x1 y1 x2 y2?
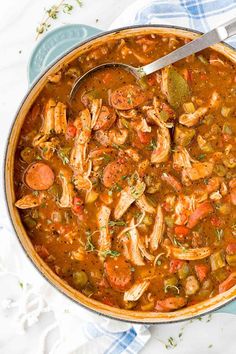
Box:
85 1 236 353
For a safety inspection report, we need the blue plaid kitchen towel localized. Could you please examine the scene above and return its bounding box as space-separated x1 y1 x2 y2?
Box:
84 1 236 353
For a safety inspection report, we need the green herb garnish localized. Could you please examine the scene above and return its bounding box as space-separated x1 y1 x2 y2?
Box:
36 0 83 39
147 138 157 151
85 230 96 252
57 147 71 165
108 220 127 227
100 250 120 258
198 153 206 160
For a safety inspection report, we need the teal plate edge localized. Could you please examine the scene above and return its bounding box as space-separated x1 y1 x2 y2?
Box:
27 23 236 316
28 24 102 84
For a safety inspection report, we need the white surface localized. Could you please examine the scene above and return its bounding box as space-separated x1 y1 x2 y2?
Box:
0 1 236 353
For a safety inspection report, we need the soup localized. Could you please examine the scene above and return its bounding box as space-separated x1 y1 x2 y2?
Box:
14 33 236 312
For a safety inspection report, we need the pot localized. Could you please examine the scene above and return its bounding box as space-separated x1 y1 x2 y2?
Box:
4 24 236 323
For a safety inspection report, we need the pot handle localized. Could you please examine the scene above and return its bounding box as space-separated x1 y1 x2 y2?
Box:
28 24 102 84
215 300 236 314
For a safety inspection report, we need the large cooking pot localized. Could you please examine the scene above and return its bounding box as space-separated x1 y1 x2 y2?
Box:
4 24 236 323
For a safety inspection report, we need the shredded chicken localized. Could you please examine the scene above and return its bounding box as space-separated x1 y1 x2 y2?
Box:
58 169 74 208
97 205 111 255
166 246 212 260
136 194 156 214
149 205 165 251
15 193 44 209
124 280 150 301
114 178 146 220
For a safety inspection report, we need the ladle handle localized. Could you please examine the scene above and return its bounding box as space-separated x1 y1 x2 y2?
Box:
141 17 236 76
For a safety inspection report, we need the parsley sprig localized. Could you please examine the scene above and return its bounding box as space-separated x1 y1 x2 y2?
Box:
36 0 83 39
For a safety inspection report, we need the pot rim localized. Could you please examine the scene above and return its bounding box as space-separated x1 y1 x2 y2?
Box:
4 23 236 324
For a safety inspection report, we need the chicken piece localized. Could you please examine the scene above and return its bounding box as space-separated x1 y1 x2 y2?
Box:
166 246 211 260
33 99 67 146
147 109 171 164
48 71 62 83
70 143 87 174
174 195 195 225
173 147 213 181
90 98 102 129
54 102 67 134
126 218 145 266
97 205 111 255
32 99 56 146
138 238 155 261
15 193 44 209
124 280 150 301
150 205 165 252
179 107 208 127
114 178 146 220
136 194 156 214
58 169 74 208
38 141 57 160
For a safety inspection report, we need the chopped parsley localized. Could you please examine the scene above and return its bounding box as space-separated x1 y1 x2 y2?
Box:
36 0 83 39
165 336 177 349
108 220 127 227
103 153 111 164
85 230 96 252
57 147 71 165
19 282 24 288
198 153 206 160
147 138 157 151
100 250 120 258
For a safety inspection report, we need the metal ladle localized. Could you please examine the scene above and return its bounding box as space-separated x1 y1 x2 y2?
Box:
70 18 236 100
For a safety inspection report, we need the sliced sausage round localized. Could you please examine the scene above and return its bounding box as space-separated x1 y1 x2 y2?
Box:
102 158 131 188
24 162 55 190
104 255 133 292
111 84 146 110
93 106 116 131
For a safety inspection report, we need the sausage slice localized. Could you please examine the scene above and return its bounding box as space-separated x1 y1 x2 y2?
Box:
93 106 116 131
104 255 133 292
102 159 131 188
111 84 146 110
24 162 55 190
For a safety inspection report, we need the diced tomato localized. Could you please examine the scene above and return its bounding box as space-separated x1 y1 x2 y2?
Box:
147 73 157 86
169 259 184 273
102 296 116 307
174 225 190 237
226 243 236 255
210 216 222 228
137 130 152 144
72 196 84 215
219 272 236 293
66 123 77 138
194 264 209 282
